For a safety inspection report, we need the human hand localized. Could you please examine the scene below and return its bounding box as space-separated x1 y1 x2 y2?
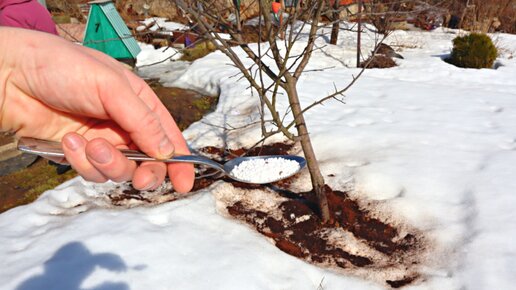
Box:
0 27 194 192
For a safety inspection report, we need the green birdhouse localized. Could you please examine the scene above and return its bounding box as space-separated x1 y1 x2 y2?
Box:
83 0 141 66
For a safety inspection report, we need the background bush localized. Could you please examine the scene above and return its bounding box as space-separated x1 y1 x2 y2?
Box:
448 33 498 69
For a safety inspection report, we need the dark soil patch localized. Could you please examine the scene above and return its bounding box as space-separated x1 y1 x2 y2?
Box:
325 188 417 255
146 79 219 131
226 186 423 288
199 142 293 159
219 144 424 288
386 276 418 288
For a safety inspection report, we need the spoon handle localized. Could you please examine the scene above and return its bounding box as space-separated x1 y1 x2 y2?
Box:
17 137 225 173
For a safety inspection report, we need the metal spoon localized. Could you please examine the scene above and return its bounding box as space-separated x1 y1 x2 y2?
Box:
17 137 306 184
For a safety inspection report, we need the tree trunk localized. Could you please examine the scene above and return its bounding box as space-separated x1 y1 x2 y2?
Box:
459 0 470 29
330 2 340 45
279 0 286 40
284 75 330 223
357 0 362 67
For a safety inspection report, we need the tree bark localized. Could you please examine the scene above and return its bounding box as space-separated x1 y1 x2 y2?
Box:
330 1 340 45
459 0 470 29
284 74 330 223
357 0 362 67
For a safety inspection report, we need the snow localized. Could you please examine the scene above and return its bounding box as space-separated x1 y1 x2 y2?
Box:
2 21 516 289
136 43 182 66
139 17 188 32
229 157 301 183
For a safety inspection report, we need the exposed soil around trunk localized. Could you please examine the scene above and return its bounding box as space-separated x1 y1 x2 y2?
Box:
224 185 423 288
102 142 427 288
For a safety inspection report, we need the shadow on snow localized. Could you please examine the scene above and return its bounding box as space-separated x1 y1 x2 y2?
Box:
16 241 130 290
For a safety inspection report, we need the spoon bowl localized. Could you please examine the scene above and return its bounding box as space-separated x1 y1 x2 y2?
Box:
17 137 306 184
223 155 306 184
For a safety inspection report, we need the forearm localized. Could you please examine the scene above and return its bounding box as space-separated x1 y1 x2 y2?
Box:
0 27 35 133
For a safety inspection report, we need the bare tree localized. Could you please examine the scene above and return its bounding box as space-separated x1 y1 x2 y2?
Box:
328 0 341 45
173 0 376 223
319 0 421 66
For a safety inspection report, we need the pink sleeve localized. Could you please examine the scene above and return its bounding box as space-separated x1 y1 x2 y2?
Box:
0 11 24 29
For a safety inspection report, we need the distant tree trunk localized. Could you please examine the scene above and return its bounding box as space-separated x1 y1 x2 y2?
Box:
330 0 340 45
459 0 470 29
357 0 362 67
233 0 242 31
279 0 285 39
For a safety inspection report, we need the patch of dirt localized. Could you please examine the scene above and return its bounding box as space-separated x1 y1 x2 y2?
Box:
146 79 219 131
199 142 294 159
360 55 398 69
223 184 424 288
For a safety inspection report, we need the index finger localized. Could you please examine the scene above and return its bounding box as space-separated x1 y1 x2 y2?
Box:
121 71 195 193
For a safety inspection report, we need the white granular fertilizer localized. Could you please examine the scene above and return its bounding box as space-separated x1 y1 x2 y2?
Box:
230 157 301 183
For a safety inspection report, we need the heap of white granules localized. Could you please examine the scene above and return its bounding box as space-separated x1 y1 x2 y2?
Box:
229 157 301 183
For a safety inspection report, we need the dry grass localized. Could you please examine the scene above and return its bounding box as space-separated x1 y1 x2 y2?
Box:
360 55 398 69
179 41 217 61
0 159 77 213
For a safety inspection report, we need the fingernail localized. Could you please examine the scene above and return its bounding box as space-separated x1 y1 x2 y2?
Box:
63 135 83 151
141 177 158 191
159 137 175 158
89 142 113 164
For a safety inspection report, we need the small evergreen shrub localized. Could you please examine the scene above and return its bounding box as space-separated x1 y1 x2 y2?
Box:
447 33 498 69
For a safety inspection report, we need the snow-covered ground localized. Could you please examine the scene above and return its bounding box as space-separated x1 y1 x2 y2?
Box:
1 22 516 289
